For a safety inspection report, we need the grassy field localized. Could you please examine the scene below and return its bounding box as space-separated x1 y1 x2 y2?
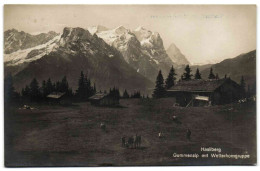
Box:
5 98 256 166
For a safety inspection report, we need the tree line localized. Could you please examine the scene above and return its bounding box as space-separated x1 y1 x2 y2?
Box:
4 71 148 104
21 76 73 102
4 71 95 103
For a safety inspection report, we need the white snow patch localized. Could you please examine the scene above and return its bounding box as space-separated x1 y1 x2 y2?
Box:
153 59 159 65
141 38 153 47
4 34 61 66
87 25 109 35
95 26 134 47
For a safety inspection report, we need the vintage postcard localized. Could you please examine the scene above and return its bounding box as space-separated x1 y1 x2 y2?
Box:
4 5 256 166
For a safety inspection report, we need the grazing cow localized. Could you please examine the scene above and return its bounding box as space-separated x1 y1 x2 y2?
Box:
127 137 134 148
100 123 106 131
186 129 191 141
121 137 126 147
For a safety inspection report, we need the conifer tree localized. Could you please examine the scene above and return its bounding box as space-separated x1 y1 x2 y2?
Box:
85 74 96 98
123 89 130 98
55 81 61 92
93 83 96 94
46 78 54 95
153 70 166 98
76 71 86 99
85 75 90 97
29 78 41 101
131 91 141 98
240 76 246 90
60 76 69 93
41 80 48 97
208 68 216 79
76 71 96 99
165 65 177 89
194 68 202 79
240 76 246 98
182 65 192 80
22 85 30 98
109 87 120 100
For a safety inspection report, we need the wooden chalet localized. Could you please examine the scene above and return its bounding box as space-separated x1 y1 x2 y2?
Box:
47 92 66 104
167 78 242 106
89 92 119 106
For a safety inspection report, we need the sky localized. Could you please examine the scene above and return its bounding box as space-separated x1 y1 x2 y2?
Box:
4 5 256 65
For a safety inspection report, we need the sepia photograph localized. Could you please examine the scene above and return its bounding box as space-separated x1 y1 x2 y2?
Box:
3 4 257 166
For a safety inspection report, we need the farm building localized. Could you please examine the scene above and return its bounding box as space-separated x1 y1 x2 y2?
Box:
166 78 243 106
89 92 119 106
47 92 69 104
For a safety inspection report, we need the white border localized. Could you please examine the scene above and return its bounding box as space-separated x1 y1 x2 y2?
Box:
0 0 259 171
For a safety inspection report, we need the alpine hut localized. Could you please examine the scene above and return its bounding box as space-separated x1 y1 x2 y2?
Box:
47 92 67 104
89 92 119 106
166 78 242 106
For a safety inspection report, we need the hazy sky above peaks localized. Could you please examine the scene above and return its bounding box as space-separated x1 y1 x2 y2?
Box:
4 5 256 65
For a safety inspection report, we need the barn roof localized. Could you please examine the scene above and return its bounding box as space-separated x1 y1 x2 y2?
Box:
89 93 108 100
167 79 229 92
47 92 66 99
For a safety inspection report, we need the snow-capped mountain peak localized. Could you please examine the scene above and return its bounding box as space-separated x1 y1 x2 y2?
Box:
135 26 144 31
5 26 184 85
91 25 135 48
166 43 190 65
87 25 109 35
87 25 174 81
113 25 129 34
133 26 153 41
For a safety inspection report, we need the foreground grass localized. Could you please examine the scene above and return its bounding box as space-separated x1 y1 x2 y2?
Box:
5 98 256 166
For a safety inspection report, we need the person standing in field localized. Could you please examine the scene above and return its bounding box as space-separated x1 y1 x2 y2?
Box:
186 129 191 141
122 136 126 147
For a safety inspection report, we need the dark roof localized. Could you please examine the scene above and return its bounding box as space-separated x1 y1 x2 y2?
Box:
167 79 229 92
89 93 108 100
47 92 66 99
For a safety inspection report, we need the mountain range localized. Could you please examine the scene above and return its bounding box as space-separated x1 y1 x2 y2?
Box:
87 25 180 81
5 27 154 94
4 26 256 95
